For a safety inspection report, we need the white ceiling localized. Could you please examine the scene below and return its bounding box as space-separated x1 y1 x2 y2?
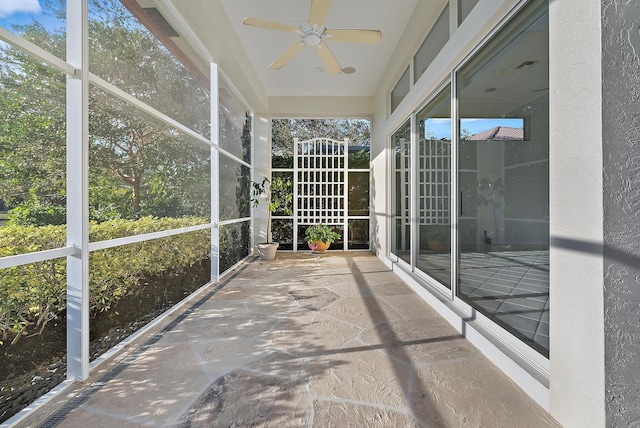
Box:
172 0 420 98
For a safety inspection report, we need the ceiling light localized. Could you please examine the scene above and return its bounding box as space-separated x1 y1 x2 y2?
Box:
342 67 356 74
516 60 539 69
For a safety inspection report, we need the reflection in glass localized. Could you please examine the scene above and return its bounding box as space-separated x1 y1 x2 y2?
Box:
391 120 411 264
0 259 67 422
88 0 210 138
456 0 549 356
416 86 451 288
89 87 211 233
220 221 250 272
219 78 252 164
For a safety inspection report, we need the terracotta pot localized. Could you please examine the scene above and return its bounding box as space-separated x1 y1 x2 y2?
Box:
313 240 331 253
427 239 449 253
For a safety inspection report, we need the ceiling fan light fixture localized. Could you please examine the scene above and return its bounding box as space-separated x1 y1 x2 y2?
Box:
304 33 322 47
242 0 381 74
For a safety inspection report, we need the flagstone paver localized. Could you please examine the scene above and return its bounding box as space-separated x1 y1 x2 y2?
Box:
15 252 559 427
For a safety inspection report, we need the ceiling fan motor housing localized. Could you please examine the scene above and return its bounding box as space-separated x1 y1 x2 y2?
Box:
299 23 324 47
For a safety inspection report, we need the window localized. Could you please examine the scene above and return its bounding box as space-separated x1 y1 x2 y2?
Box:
391 66 410 113
413 5 449 83
458 0 479 25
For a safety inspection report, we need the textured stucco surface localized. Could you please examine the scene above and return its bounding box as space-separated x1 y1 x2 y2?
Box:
602 0 640 425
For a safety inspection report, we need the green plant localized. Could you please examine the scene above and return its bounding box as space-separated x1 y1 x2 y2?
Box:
426 224 450 242
250 176 293 243
305 223 341 245
0 216 209 344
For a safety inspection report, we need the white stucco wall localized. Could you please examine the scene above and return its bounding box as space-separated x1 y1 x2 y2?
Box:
548 0 605 426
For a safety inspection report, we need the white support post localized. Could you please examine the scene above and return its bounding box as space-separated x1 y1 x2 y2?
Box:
66 0 90 381
343 138 349 250
450 72 459 301
410 114 418 270
293 138 299 251
210 62 220 281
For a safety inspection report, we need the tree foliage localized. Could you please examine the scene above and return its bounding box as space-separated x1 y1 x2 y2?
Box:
272 119 370 155
0 0 211 219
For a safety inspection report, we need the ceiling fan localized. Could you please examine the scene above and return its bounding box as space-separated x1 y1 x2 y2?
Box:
242 0 382 75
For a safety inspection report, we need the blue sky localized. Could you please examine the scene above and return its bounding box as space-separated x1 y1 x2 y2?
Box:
0 0 62 31
425 118 524 140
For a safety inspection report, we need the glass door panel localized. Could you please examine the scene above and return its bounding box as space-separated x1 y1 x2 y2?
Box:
456 0 549 356
416 86 452 288
391 120 411 264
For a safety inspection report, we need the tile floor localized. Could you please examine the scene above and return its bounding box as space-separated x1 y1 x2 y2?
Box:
417 250 550 355
15 252 558 427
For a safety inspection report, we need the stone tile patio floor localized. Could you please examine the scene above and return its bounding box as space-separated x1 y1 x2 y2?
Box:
17 252 560 427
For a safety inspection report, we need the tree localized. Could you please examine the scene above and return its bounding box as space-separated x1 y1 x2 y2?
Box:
87 0 210 216
271 119 370 168
0 23 66 208
0 0 212 219
272 119 370 154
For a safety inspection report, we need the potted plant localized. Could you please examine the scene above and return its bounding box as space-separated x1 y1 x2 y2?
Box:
426 224 450 252
251 176 292 259
304 223 341 253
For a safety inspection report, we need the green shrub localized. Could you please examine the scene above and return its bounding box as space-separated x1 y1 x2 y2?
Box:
8 203 67 226
0 216 209 344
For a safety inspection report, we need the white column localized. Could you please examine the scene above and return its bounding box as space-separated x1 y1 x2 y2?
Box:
66 0 90 381
210 62 220 281
343 138 349 250
293 138 299 251
410 114 418 269
549 0 605 425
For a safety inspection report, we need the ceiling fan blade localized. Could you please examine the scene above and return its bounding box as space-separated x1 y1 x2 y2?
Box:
269 42 304 70
242 17 298 33
325 29 382 44
309 0 331 27
315 41 342 75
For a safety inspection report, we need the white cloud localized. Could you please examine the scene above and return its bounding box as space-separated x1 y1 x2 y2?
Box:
0 0 42 18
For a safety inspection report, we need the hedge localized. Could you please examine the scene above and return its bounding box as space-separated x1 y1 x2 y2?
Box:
0 216 209 344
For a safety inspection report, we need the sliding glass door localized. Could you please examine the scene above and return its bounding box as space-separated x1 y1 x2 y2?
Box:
456 0 549 356
391 120 411 264
389 0 549 357
416 86 452 288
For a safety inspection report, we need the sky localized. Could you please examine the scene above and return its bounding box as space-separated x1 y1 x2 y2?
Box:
0 0 41 18
425 118 524 140
0 0 62 31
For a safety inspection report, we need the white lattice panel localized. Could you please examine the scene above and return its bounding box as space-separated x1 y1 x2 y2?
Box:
419 138 450 225
294 138 347 225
